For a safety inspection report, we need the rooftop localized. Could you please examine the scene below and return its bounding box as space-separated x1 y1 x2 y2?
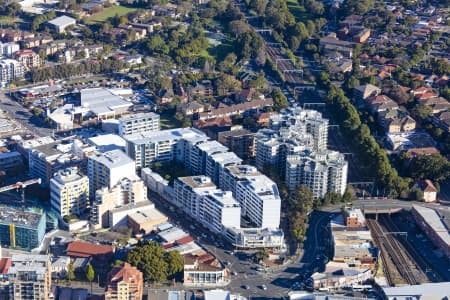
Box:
128 207 167 224
52 167 86 184
177 176 216 190
9 254 49 275
196 140 228 155
209 151 242 167
80 88 132 116
382 282 450 299
67 241 114 258
89 149 135 169
413 205 450 246
48 15 76 28
158 227 189 243
87 134 126 152
0 206 44 228
119 112 159 121
125 127 208 145
240 175 280 201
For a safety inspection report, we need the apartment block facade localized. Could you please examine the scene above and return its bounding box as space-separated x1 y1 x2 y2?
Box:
118 112 160 137
105 263 143 300
50 167 89 218
0 59 23 83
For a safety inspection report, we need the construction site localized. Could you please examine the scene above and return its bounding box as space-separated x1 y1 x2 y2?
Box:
365 206 450 286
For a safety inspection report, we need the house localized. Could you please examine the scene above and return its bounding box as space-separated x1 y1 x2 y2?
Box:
190 80 213 97
177 101 204 116
354 84 381 100
405 147 439 157
47 16 76 33
319 36 354 58
433 110 450 132
416 179 438 202
379 109 416 133
183 254 230 287
417 97 450 114
366 95 398 113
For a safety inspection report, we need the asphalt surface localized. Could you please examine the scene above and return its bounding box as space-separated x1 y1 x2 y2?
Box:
0 91 54 137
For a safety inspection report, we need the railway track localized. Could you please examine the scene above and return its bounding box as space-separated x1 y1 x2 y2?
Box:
368 219 423 285
380 215 437 282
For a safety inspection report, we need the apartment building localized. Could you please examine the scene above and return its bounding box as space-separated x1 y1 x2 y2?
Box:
87 149 136 199
8 254 52 300
0 42 19 57
14 49 40 70
173 176 241 234
118 112 160 137
0 151 24 175
91 177 147 229
217 129 256 159
50 167 89 218
105 263 143 300
125 128 208 169
220 165 281 229
269 107 329 151
0 59 23 83
285 151 348 198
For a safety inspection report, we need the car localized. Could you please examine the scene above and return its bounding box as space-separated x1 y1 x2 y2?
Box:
242 285 250 290
261 284 267 290
232 271 238 276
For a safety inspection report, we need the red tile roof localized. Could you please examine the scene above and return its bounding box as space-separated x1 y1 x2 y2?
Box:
67 241 114 258
0 258 11 274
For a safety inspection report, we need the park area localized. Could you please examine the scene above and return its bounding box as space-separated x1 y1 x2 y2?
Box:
84 5 137 24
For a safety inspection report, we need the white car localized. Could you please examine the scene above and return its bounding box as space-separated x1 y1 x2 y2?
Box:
261 284 267 290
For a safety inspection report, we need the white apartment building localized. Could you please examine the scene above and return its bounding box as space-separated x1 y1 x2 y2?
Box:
0 59 23 83
285 150 348 199
269 107 329 151
220 165 281 229
174 176 241 234
125 128 208 169
118 112 160 136
8 254 52 300
87 149 136 199
0 42 20 58
50 167 89 218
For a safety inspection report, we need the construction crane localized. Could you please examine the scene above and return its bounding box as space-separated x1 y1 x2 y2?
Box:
0 178 42 204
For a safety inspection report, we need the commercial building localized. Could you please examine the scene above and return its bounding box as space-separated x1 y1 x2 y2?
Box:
118 112 160 137
225 227 285 249
412 205 450 257
108 201 155 229
47 15 76 33
173 176 241 234
311 262 372 290
285 150 348 198
127 207 168 234
0 59 23 83
382 282 450 300
87 149 136 199
183 254 230 287
50 167 89 218
221 165 281 229
8 254 52 300
0 206 46 250
29 138 95 186
0 151 24 175
79 88 132 119
105 263 143 300
91 176 147 228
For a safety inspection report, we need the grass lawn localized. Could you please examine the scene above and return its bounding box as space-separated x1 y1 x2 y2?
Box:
85 5 137 24
286 0 308 22
160 114 180 129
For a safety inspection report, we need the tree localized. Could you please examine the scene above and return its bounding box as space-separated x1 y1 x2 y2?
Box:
127 241 169 282
67 262 75 281
86 263 95 294
254 248 269 263
165 251 183 279
271 87 289 111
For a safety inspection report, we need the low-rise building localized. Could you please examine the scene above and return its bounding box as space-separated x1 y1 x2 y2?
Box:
13 49 40 70
47 15 76 33
412 205 450 257
416 179 438 202
128 207 168 234
183 254 230 287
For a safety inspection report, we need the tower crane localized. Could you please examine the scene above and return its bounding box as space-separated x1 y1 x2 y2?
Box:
0 178 42 204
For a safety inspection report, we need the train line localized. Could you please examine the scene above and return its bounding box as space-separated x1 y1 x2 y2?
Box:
380 214 438 282
368 218 424 285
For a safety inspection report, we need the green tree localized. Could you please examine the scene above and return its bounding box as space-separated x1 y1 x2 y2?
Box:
254 248 269 263
271 87 289 111
165 251 183 279
127 241 169 282
67 262 75 281
86 263 95 294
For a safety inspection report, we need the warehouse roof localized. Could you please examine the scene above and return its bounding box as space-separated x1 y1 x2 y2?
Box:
48 15 76 28
80 88 132 116
413 205 450 246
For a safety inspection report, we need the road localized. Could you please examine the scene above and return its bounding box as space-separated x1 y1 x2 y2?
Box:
0 91 53 137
